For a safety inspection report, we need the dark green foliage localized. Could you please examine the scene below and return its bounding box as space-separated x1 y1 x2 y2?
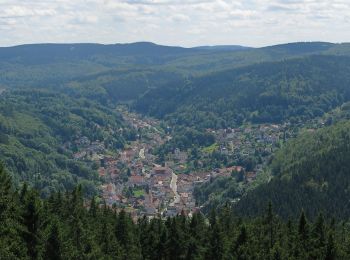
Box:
193 176 241 212
234 121 350 219
22 190 42 259
0 164 27 258
136 55 350 130
325 233 336 260
2 42 346 96
43 220 63 260
1 162 350 259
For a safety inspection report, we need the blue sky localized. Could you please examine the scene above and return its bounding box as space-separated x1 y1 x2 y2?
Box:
0 0 350 47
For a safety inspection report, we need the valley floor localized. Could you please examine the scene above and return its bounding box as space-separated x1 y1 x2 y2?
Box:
68 107 316 219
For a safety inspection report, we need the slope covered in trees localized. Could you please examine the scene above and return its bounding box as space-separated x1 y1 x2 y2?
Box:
0 163 349 259
0 90 132 196
0 42 224 90
234 120 350 219
136 55 350 129
1 42 350 103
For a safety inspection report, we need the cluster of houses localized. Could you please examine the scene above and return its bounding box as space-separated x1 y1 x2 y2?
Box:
84 111 201 219
98 144 204 219
208 124 287 159
68 110 290 219
98 150 249 220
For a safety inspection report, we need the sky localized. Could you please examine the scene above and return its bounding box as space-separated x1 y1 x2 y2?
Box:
0 0 350 47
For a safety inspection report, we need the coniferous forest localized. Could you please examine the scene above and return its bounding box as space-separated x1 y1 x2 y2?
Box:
1 162 349 260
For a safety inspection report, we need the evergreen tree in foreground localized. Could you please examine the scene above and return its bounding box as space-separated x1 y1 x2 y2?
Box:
0 162 350 259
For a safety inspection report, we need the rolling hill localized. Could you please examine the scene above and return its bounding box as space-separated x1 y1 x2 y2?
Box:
1 41 350 102
0 89 131 196
234 120 350 219
135 55 350 129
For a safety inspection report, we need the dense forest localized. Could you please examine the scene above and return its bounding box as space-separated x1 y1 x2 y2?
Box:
3 43 350 133
233 120 350 219
0 89 136 197
1 42 350 102
1 163 349 260
135 55 350 129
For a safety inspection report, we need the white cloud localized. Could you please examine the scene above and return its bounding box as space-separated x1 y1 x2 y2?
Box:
0 0 349 46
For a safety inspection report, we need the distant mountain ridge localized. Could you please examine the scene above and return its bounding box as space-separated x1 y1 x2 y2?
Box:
192 45 252 51
0 41 252 60
0 42 204 64
0 41 347 63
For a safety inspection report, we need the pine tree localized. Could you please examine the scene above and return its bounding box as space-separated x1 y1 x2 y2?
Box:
22 190 43 259
68 185 87 258
205 210 223 260
99 219 122 258
296 210 309 258
165 217 182 260
309 213 326 258
325 233 336 260
89 196 98 218
43 220 62 260
115 210 141 259
265 202 275 250
188 212 206 259
298 211 308 241
232 225 247 259
313 213 325 247
0 163 27 258
19 182 28 203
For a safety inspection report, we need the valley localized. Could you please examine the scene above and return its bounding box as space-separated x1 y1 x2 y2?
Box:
69 107 307 219
1 42 349 219
2 41 350 258
3 0 350 257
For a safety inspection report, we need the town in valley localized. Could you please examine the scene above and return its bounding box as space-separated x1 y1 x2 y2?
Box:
67 108 305 219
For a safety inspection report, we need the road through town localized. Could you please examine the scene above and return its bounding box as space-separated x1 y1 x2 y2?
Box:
169 171 180 206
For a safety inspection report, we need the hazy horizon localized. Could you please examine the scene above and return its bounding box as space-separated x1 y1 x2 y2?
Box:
1 0 350 48
1 40 350 49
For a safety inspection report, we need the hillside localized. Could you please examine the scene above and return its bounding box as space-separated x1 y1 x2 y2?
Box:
0 90 133 196
135 55 350 129
0 42 205 64
234 120 350 219
0 42 203 90
1 42 350 101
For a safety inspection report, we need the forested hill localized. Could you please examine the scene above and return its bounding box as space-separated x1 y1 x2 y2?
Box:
0 90 134 197
135 55 350 129
1 41 349 93
0 41 339 66
0 42 207 65
234 120 350 219
0 42 203 89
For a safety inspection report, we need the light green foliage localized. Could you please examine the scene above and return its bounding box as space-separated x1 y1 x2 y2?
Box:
0 90 128 196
